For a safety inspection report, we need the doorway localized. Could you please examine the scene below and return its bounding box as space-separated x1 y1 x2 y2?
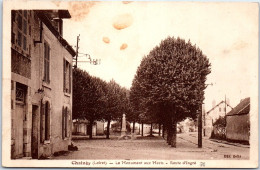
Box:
31 105 39 159
14 103 24 158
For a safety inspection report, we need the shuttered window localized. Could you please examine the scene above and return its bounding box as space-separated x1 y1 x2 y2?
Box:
44 42 50 83
40 102 45 143
45 102 50 140
16 10 28 52
40 101 50 143
62 107 69 139
63 59 71 93
62 107 65 139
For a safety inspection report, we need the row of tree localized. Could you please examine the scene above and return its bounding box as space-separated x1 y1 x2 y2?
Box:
73 68 130 139
130 37 211 147
72 36 211 147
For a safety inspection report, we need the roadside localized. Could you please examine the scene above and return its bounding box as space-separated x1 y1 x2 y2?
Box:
51 133 249 160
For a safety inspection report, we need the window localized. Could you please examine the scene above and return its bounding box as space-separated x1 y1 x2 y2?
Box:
63 59 71 93
16 87 25 103
62 107 69 139
40 101 50 143
219 107 221 112
17 10 28 51
44 42 50 83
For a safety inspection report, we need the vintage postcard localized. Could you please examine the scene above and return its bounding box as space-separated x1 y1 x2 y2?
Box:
2 0 259 168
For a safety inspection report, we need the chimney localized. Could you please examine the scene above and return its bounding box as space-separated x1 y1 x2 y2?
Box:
226 98 230 106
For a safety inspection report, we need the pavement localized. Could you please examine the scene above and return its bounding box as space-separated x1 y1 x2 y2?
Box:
51 132 249 160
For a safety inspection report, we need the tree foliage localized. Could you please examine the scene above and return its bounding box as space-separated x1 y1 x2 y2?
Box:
130 36 211 146
73 68 130 138
131 36 211 123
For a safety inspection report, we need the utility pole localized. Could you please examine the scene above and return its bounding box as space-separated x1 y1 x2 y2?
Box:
75 34 80 68
198 104 203 148
198 83 213 148
225 95 227 116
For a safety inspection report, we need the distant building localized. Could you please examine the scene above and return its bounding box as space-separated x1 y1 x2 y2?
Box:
72 120 104 136
11 10 75 159
178 118 197 133
204 99 233 137
226 97 250 143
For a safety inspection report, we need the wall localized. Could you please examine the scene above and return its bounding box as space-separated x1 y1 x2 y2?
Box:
11 11 73 159
204 102 232 137
35 21 73 156
226 114 249 142
96 122 104 135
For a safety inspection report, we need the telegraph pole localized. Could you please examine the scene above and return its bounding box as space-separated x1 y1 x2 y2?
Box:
73 34 101 67
225 95 227 116
75 34 80 68
198 104 203 148
198 83 213 148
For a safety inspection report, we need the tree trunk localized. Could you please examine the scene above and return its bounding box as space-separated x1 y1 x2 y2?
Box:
132 121 135 133
89 120 94 139
171 121 177 147
106 119 111 139
167 125 172 145
150 123 153 136
158 123 161 136
141 123 144 136
121 117 123 130
162 124 165 138
138 123 140 135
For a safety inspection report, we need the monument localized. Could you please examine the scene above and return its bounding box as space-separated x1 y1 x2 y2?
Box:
121 114 127 136
118 114 132 139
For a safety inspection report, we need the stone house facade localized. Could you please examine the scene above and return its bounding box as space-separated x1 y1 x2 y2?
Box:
72 120 105 136
11 10 75 159
204 100 233 137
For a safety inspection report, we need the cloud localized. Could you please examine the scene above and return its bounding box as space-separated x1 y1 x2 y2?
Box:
113 14 133 30
68 1 96 21
103 37 110 44
120 43 128 50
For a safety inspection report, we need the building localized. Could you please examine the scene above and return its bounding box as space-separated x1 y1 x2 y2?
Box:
178 118 197 133
11 10 76 159
226 97 250 143
204 99 233 137
72 120 104 136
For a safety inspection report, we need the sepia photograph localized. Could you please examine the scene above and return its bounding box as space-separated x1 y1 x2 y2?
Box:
2 0 259 168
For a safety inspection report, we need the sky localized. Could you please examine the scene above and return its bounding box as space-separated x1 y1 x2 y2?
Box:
50 1 258 111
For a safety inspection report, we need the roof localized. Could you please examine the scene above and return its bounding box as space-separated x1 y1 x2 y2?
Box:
227 97 250 116
37 10 71 19
36 10 76 56
206 100 233 114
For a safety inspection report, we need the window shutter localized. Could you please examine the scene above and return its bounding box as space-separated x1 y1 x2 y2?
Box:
63 59 66 92
62 107 64 139
46 106 51 140
40 102 45 143
66 108 70 137
44 43 46 81
65 107 67 138
67 109 71 137
69 64 72 93
47 45 50 83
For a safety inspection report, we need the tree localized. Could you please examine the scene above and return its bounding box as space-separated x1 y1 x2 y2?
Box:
103 79 123 139
73 68 105 139
130 37 211 147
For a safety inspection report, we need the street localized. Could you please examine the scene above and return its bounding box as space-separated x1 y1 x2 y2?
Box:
51 132 249 160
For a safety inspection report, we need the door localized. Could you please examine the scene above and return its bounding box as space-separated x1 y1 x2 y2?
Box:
14 103 24 158
31 105 39 159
